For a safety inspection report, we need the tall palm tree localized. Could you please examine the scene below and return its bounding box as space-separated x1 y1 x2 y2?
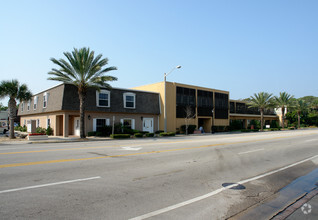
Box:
291 99 308 129
274 92 294 129
0 80 32 139
248 92 274 131
48 47 117 138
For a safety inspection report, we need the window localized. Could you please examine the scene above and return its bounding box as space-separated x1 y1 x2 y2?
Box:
124 93 136 108
93 118 110 132
43 92 49 108
96 90 110 107
120 118 135 129
27 100 31 111
47 118 51 128
214 92 229 119
21 102 24 112
36 119 40 128
34 96 38 110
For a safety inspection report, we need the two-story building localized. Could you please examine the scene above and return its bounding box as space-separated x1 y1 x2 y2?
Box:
18 83 160 137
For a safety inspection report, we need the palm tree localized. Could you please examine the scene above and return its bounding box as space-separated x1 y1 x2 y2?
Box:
48 47 117 138
291 99 308 129
0 80 32 139
274 92 294 129
248 92 274 131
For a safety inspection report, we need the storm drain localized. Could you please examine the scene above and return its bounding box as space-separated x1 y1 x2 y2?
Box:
222 183 246 190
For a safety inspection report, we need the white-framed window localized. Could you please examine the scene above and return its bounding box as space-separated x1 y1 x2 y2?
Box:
93 118 110 132
27 100 31 111
96 90 110 107
34 96 38 110
24 119 26 126
43 92 49 108
47 118 51 128
123 92 136 109
21 102 24 112
120 118 135 129
36 119 40 128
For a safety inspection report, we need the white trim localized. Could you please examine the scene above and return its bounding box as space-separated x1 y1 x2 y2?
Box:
93 118 110 132
27 100 30 111
33 96 38 110
46 118 51 128
96 90 110 107
123 92 136 109
122 118 135 129
43 92 49 109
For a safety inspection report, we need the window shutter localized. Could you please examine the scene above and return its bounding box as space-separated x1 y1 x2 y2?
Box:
106 119 110 126
96 91 99 107
120 119 124 125
131 119 135 129
93 119 97 132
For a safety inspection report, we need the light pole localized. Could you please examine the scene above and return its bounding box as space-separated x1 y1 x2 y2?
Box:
164 65 181 132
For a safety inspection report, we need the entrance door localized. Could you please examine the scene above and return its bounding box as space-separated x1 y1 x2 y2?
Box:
143 118 153 133
74 117 80 136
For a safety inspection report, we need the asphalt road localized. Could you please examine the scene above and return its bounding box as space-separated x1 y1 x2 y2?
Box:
0 129 318 219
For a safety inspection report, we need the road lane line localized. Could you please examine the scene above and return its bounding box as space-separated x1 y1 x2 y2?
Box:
0 176 101 194
0 133 317 168
304 139 318 142
238 148 264 155
0 132 315 155
129 154 318 220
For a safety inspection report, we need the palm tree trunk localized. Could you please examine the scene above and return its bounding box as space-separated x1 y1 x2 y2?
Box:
281 107 285 129
78 92 86 139
298 111 301 129
8 97 17 139
260 109 264 132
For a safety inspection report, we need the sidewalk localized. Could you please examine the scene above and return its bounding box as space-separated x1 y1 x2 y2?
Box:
0 135 112 145
277 188 318 220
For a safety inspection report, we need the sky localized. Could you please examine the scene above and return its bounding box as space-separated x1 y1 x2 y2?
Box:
0 0 317 106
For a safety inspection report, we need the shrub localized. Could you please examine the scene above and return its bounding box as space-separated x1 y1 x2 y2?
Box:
110 134 131 139
96 132 103 136
36 127 46 134
212 126 229 133
46 126 53 136
87 131 96 136
288 127 295 130
99 125 112 136
155 130 164 134
160 132 176 136
241 129 259 132
20 125 27 132
14 126 21 131
180 125 196 134
270 120 279 128
134 133 144 138
146 133 154 137
229 120 244 131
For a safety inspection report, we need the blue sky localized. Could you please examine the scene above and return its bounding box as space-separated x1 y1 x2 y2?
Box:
1 0 317 105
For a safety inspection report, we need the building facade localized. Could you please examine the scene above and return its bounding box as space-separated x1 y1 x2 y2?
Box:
133 81 280 132
18 84 160 136
132 81 231 133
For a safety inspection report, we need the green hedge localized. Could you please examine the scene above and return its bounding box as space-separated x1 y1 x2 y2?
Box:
155 130 164 134
110 134 131 139
241 129 259 132
87 131 96 136
134 133 144 138
146 133 154 137
160 132 176 136
180 125 196 134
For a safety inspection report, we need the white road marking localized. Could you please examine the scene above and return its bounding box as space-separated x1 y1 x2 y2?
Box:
304 139 318 142
129 155 318 220
121 146 142 151
0 176 101 194
238 148 264 155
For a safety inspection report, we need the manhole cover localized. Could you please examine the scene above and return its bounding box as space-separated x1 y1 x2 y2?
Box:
222 182 246 190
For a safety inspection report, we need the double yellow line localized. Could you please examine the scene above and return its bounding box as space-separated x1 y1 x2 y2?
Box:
0 133 316 169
